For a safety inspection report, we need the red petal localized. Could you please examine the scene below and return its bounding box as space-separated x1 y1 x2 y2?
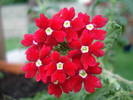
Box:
35 13 48 28
33 29 46 43
40 45 51 58
22 63 36 72
88 66 102 74
91 29 107 40
60 56 69 63
51 70 66 83
92 15 108 28
61 8 69 19
49 18 63 30
48 84 62 98
46 63 56 76
54 7 75 20
51 51 60 62
25 46 39 61
53 31 66 42
69 40 81 49
71 17 85 31
72 55 82 70
42 56 51 65
90 41 104 57
25 72 36 78
84 75 102 93
41 73 48 83
80 30 93 46
64 61 77 76
66 30 78 42
68 50 81 58
59 7 75 20
45 37 58 46
68 7 75 20
78 13 90 24
61 79 73 93
39 66 48 83
21 34 33 47
72 76 82 93
81 53 96 69
23 63 37 78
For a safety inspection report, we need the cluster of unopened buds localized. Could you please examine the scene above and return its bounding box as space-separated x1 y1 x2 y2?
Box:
21 7 108 97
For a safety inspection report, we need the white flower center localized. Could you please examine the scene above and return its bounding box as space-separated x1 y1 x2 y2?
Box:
45 27 53 36
54 80 58 84
36 59 42 67
33 40 38 45
81 46 89 53
79 70 87 78
63 20 71 28
86 24 94 30
56 62 64 70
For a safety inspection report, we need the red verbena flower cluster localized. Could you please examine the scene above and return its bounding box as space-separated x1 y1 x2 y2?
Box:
21 7 108 98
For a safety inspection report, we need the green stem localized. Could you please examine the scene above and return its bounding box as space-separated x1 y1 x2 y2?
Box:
103 69 133 85
91 0 98 16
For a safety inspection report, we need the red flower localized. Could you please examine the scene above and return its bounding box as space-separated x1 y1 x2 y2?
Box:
54 7 85 42
23 45 51 82
69 32 104 69
22 56 51 82
48 79 73 98
35 14 66 44
45 51 77 83
69 70 102 93
78 13 107 40
59 59 102 93
60 8 84 31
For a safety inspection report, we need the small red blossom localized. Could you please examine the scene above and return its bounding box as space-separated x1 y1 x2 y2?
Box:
54 7 85 42
21 7 108 98
70 73 102 93
35 15 66 45
23 45 51 82
68 32 104 69
48 79 73 98
78 13 107 40
45 51 77 83
22 56 51 82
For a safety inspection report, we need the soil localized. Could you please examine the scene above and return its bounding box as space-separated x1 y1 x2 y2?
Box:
0 72 47 100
